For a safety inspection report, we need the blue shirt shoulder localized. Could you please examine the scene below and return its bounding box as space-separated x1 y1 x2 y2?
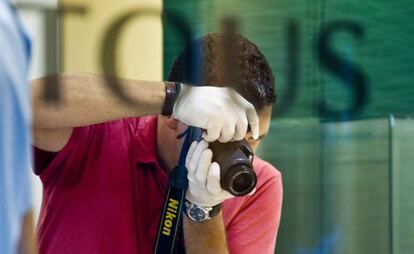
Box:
0 1 32 254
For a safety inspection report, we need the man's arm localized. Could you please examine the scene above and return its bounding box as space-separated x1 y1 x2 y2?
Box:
32 73 259 151
32 73 165 151
32 73 165 130
17 209 36 254
183 213 228 254
182 141 283 253
183 141 236 253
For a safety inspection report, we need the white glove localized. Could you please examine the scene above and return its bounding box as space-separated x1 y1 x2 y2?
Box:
185 140 233 207
173 84 259 143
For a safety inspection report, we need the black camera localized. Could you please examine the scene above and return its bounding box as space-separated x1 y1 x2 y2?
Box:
209 140 256 196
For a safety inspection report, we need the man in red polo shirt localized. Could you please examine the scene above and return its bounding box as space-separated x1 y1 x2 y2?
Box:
32 33 282 253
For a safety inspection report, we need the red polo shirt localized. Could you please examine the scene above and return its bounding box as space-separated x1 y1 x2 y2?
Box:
34 116 282 254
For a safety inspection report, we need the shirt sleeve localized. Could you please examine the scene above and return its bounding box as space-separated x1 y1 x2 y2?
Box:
33 119 140 178
224 169 283 254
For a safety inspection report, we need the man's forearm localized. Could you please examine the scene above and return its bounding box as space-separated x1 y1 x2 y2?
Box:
18 209 36 254
183 212 229 254
32 73 165 129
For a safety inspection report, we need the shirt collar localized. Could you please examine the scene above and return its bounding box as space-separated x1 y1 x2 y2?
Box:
135 115 160 165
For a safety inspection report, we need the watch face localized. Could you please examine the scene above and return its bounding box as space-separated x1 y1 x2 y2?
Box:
188 206 207 221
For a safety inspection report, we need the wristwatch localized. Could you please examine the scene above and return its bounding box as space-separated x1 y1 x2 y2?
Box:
184 200 222 222
161 81 181 116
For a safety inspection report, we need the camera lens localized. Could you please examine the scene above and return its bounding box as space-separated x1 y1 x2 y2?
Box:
227 165 256 196
209 140 256 196
232 172 252 193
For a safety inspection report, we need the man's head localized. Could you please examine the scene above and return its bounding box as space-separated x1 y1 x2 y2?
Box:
158 33 276 166
168 33 276 112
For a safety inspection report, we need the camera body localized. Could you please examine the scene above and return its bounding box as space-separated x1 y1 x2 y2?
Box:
209 140 257 196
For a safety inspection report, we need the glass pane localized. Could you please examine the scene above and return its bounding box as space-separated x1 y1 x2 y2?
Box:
392 117 414 253
258 118 322 252
322 118 390 254
258 118 391 253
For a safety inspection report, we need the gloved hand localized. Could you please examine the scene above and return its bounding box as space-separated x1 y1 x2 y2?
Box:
185 140 233 207
173 84 259 143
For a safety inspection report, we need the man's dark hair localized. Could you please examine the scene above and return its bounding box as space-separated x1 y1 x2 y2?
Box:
168 33 277 112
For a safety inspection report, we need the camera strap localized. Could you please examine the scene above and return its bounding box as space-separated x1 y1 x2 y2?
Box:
154 127 201 254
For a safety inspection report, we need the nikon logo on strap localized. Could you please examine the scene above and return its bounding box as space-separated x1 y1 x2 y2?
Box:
154 137 192 254
162 198 180 236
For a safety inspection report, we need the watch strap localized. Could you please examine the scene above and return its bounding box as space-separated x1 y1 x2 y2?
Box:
208 203 222 218
161 81 181 116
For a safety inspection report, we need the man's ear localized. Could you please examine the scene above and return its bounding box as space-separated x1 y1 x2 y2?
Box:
165 116 179 130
